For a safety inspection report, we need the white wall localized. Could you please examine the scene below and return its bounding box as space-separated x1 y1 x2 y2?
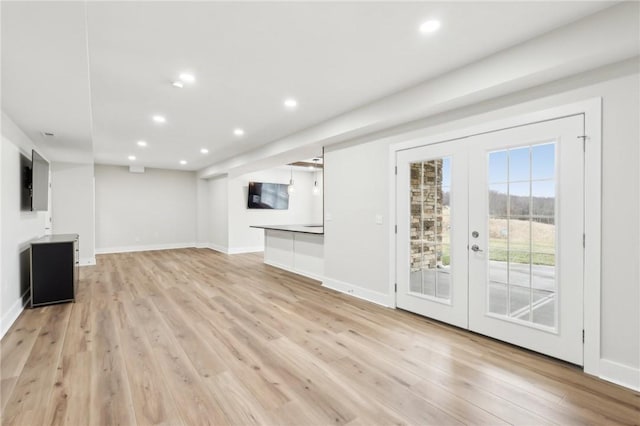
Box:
0 127 3 331
51 162 95 265
207 175 229 252
227 168 319 253
94 165 197 252
196 176 210 247
311 170 324 224
1 112 48 337
324 60 639 388
198 167 323 254
324 141 390 298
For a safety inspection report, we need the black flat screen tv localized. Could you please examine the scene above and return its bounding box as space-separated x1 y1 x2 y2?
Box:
20 154 33 211
31 149 49 211
247 182 289 209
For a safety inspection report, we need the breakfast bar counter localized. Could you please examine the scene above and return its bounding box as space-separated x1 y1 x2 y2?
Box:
251 225 324 280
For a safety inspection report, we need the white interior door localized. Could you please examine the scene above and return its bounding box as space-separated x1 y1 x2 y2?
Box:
396 114 584 365
396 140 469 329
467 115 584 365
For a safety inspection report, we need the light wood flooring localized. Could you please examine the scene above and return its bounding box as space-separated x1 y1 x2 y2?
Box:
1 248 639 425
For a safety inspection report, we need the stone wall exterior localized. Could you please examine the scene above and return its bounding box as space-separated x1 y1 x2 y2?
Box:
410 160 444 272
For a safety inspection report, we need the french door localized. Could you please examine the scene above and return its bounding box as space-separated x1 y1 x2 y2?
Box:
396 140 469 329
396 115 584 365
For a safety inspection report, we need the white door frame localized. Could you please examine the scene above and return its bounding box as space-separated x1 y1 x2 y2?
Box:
388 98 601 376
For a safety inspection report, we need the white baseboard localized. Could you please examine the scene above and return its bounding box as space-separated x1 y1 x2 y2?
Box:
228 246 264 254
264 259 323 282
190 243 263 255
322 277 393 307
599 359 640 391
1 290 30 339
79 257 96 266
205 243 229 254
95 242 197 255
94 242 263 256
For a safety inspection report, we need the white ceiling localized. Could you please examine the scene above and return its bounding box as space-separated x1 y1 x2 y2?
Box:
2 1 614 171
1 1 93 163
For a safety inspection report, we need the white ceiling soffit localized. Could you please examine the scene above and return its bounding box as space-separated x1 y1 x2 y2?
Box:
1 1 94 163
200 1 639 178
84 1 614 172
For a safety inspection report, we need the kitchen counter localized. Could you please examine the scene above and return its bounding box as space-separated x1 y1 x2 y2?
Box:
252 225 324 280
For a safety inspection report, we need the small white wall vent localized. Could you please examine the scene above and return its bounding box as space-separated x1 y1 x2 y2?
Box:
129 165 145 173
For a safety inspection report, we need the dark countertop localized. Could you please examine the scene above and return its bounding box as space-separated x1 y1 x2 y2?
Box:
251 224 324 235
31 234 79 244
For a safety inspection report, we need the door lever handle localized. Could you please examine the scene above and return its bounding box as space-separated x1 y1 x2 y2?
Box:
471 244 483 252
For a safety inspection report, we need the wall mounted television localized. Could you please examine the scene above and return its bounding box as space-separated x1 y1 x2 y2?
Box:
21 149 49 212
247 182 289 210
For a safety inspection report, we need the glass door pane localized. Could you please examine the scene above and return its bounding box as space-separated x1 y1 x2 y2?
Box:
409 157 452 302
397 141 468 330
487 142 557 330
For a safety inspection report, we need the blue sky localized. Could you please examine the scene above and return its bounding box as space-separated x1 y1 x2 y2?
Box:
435 143 555 197
488 143 556 197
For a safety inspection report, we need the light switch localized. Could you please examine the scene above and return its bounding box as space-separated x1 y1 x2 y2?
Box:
375 214 383 224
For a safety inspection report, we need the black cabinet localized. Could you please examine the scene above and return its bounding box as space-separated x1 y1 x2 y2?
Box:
30 234 78 307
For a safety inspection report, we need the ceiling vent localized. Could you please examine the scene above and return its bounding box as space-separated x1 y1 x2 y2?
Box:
129 165 145 174
40 131 55 138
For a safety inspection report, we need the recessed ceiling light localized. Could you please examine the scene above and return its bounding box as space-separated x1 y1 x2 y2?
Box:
233 128 245 136
128 155 136 161
419 19 441 33
172 81 184 88
180 160 187 165
284 98 298 109
179 73 195 83
137 140 147 147
152 115 166 124
200 148 209 154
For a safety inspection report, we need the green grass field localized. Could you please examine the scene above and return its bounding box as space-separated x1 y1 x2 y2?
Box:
488 218 555 265
414 210 556 267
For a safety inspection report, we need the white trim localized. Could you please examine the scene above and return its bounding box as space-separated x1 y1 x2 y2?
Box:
323 277 394 307
582 99 603 377
95 242 197 254
599 359 640 391
388 100 599 153
79 257 96 266
264 259 323 282
199 243 263 255
388 147 398 308
1 290 30 339
228 246 264 254
206 243 230 254
389 98 602 377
